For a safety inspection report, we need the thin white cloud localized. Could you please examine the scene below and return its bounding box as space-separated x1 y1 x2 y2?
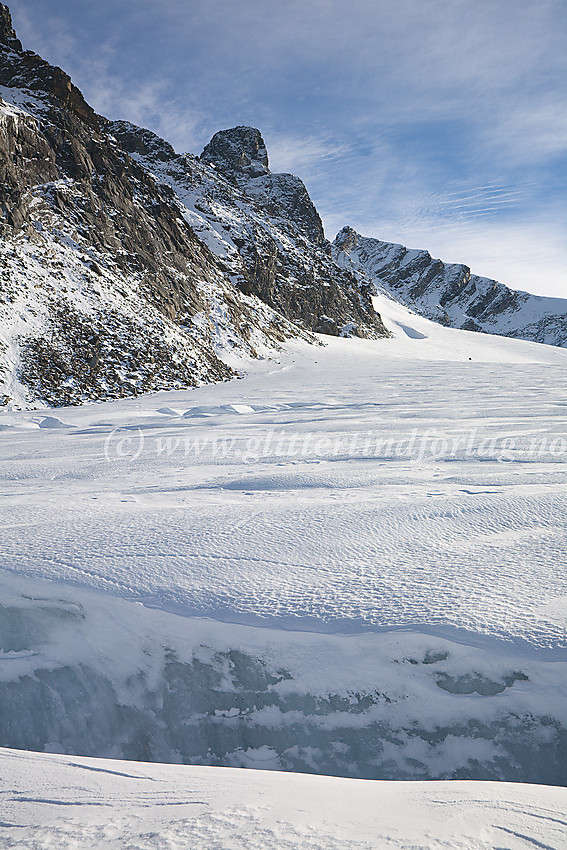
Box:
480 98 567 167
265 132 351 176
82 72 208 153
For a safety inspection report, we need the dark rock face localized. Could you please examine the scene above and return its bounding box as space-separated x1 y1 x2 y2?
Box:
240 235 380 337
251 172 326 247
0 20 278 404
0 6 97 128
0 95 237 404
107 120 177 163
0 3 20 49
201 126 269 178
334 227 567 347
0 107 57 230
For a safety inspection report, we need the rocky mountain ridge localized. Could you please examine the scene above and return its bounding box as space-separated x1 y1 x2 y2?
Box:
334 227 567 347
0 5 386 408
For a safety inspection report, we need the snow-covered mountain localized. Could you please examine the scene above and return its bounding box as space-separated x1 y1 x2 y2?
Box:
2 5 567 844
106 121 384 341
0 5 386 410
3 0 566 418
334 226 567 346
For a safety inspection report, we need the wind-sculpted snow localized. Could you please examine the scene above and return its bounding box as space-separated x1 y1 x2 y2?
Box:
2 335 566 649
2 305 567 784
3 749 567 849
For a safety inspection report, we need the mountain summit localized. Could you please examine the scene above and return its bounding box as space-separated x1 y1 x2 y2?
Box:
201 126 270 179
334 227 567 347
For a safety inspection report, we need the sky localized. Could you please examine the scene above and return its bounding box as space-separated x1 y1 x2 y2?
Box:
9 0 567 298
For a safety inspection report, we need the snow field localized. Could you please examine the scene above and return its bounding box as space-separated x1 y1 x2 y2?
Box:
1 747 567 849
2 332 567 647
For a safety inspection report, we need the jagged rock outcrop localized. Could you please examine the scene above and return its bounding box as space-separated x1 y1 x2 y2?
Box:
0 2 20 48
201 127 325 246
0 5 387 408
334 227 567 347
0 10 96 128
107 121 387 339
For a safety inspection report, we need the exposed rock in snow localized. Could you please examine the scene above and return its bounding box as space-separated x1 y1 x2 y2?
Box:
0 3 19 47
200 126 325 245
201 125 270 179
107 120 386 339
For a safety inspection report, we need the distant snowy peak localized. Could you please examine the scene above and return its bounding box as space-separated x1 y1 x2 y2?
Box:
334 226 567 347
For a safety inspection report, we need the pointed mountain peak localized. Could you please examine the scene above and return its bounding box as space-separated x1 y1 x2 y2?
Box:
0 4 22 50
334 226 360 252
201 126 269 179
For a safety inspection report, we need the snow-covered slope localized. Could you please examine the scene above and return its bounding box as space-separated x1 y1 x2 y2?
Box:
2 747 566 849
334 226 567 347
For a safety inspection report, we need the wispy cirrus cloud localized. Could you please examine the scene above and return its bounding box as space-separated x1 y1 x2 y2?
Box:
265 132 351 177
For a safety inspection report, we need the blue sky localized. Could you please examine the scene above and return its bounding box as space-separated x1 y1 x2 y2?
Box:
10 0 567 297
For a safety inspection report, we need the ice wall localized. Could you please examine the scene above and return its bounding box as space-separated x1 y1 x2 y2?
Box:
1 573 565 784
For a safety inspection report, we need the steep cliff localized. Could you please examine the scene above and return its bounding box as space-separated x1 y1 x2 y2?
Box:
109 121 386 338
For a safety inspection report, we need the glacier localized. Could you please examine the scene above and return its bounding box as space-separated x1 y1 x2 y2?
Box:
1 4 567 846
1 313 567 790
